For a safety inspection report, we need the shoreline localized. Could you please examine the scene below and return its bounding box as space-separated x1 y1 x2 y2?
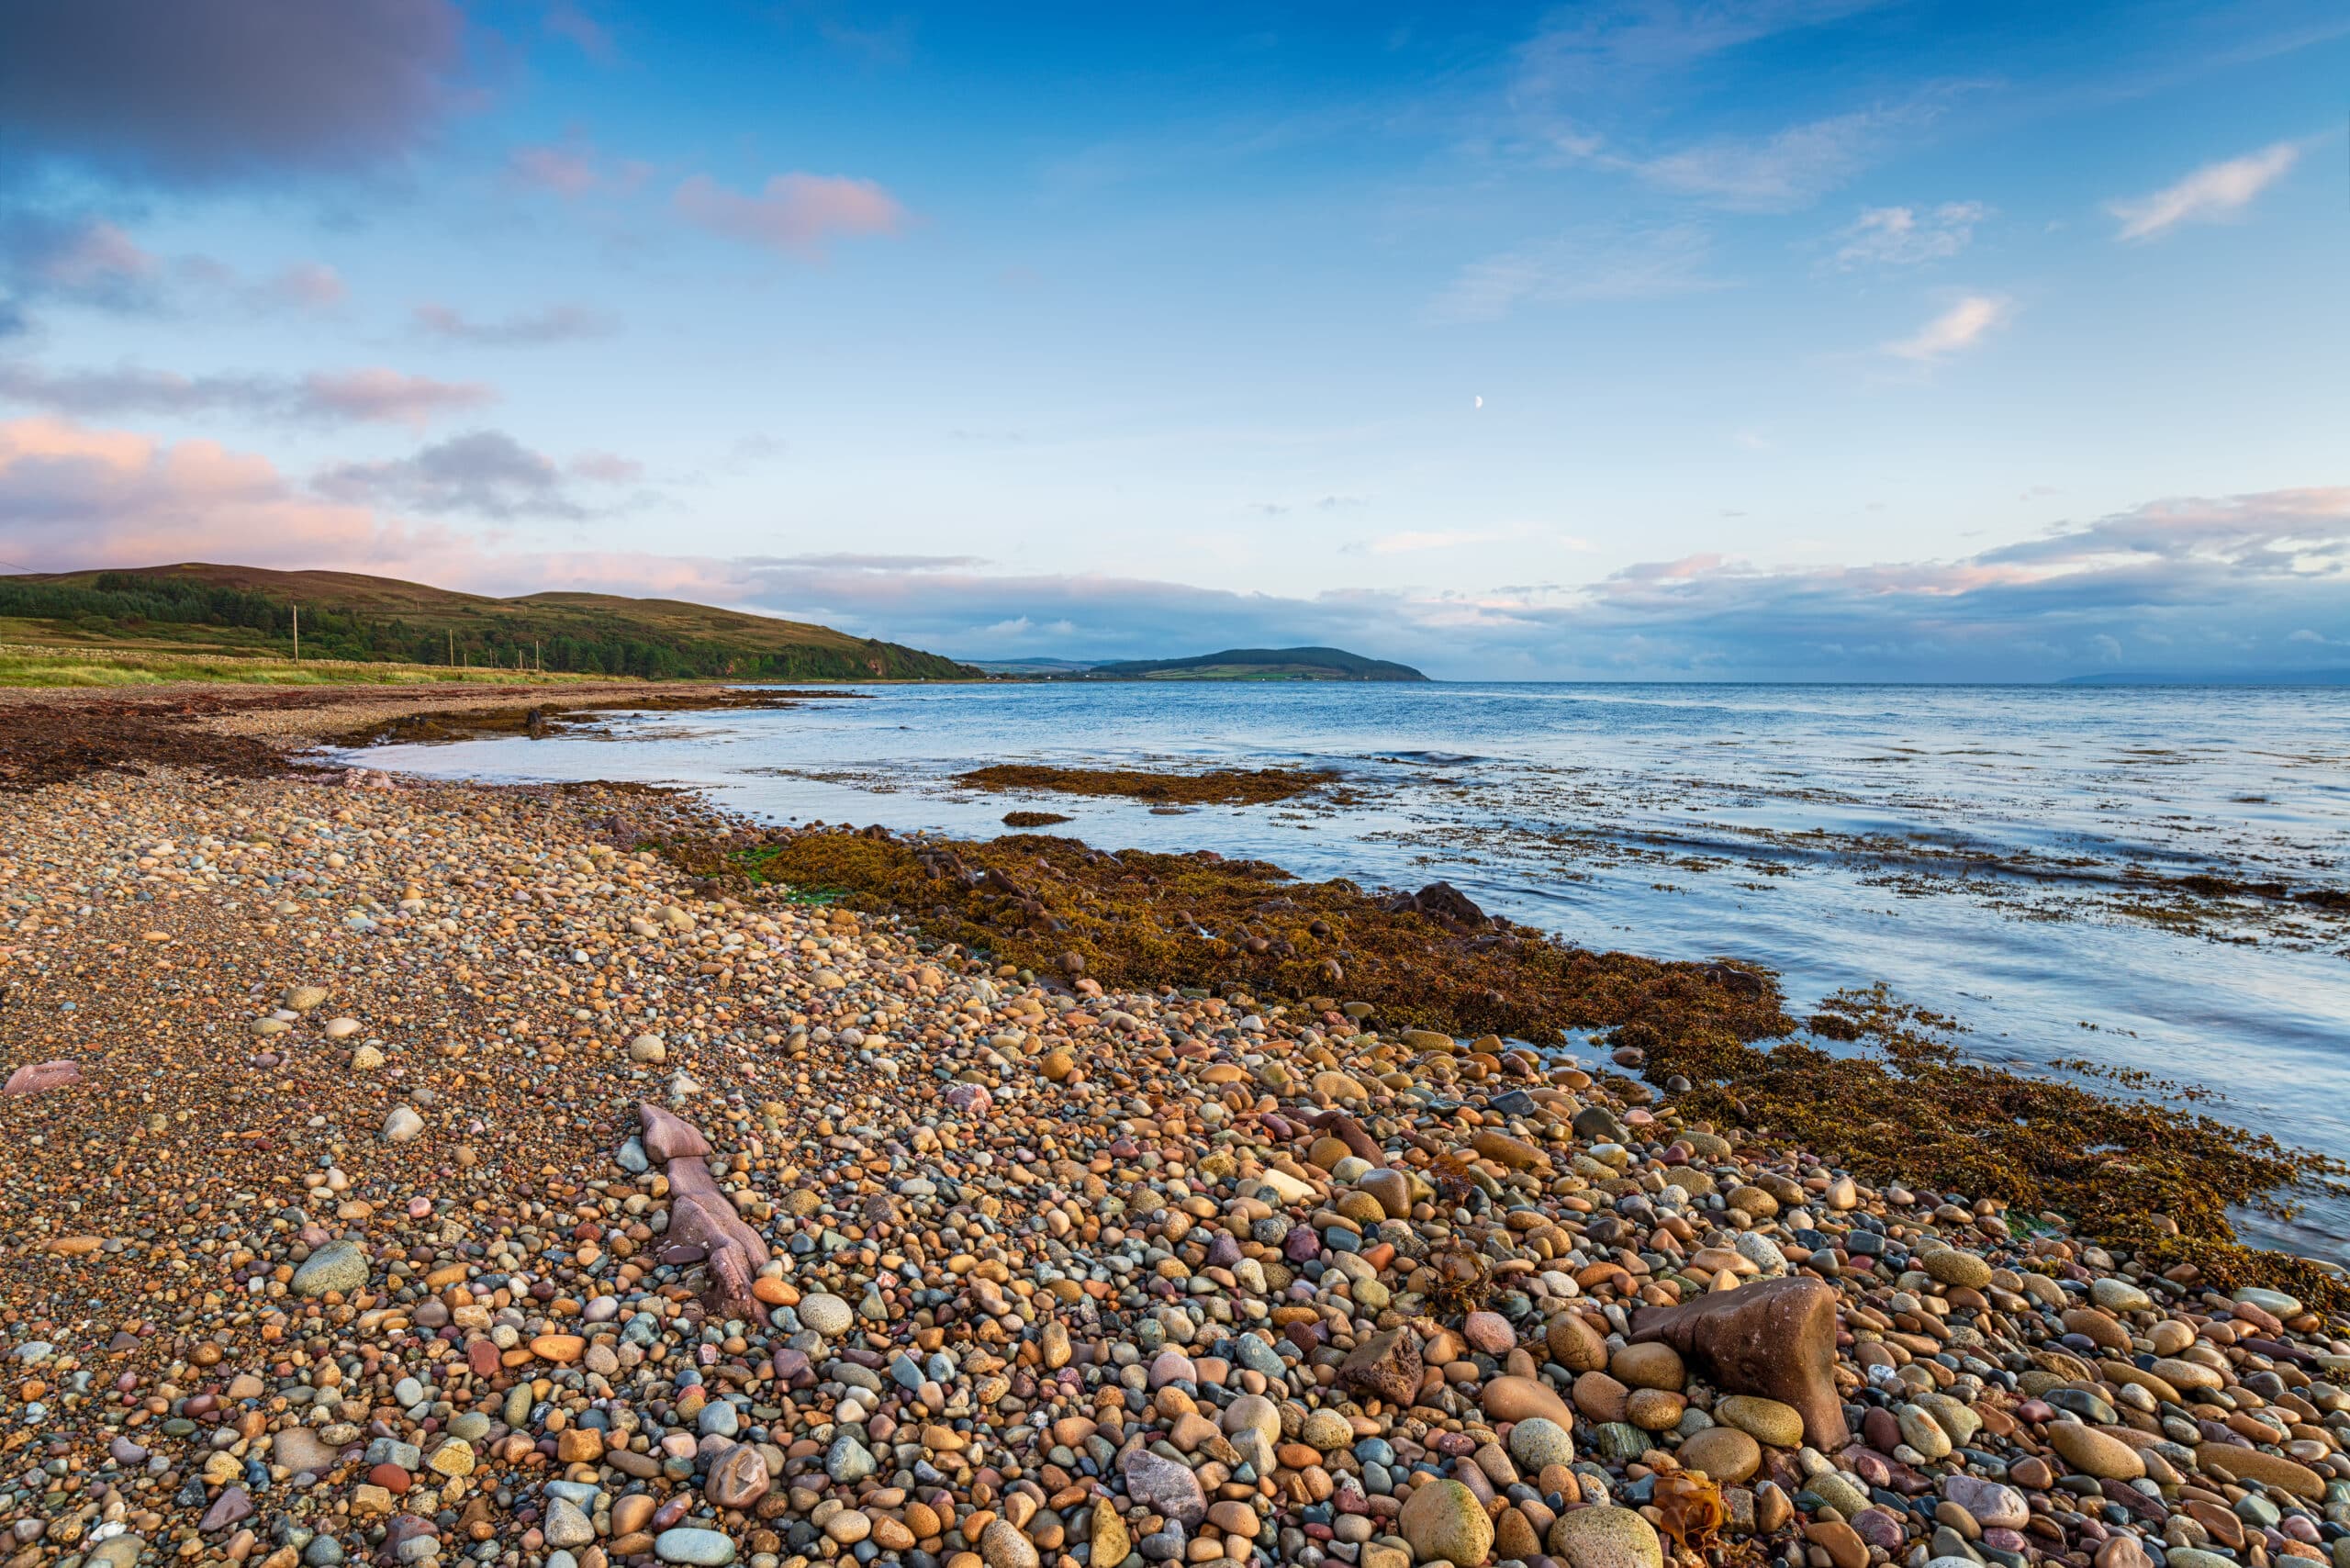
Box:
4 682 2349 1568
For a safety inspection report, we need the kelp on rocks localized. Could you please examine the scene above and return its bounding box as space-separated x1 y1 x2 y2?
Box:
957 763 1342 806
737 826 1791 1050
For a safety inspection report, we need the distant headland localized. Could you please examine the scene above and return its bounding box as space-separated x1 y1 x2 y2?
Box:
971 645 1428 681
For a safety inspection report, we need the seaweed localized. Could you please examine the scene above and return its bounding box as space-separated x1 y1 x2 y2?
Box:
957 763 1342 806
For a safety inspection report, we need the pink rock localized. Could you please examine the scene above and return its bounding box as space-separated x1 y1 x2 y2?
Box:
635 1100 713 1162
408 1197 433 1219
1942 1474 2028 1530
944 1082 992 1117
4 1059 82 1096
1461 1311 1516 1357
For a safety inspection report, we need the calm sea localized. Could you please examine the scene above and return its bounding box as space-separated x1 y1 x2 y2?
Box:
345 681 2350 1260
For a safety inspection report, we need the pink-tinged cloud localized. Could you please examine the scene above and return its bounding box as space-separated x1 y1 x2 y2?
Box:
674 173 909 257
270 262 347 309
296 368 495 427
412 302 617 344
1884 294 2011 362
2109 140 2303 241
508 134 650 198
0 361 494 428
0 416 463 574
510 142 600 196
30 219 159 289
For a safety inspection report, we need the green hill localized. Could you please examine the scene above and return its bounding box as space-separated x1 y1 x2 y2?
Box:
0 563 979 681
1078 645 1427 681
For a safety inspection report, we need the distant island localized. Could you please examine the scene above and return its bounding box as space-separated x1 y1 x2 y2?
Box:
972 645 1428 681
0 563 980 682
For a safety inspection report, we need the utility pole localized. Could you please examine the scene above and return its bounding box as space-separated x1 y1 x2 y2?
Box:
535 640 542 675
449 628 455 666
291 605 299 663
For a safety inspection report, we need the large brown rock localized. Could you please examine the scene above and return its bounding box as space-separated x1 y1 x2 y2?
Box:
1338 1327 1424 1406
1628 1276 1847 1450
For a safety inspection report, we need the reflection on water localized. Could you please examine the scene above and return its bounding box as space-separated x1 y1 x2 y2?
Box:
343 680 2350 1258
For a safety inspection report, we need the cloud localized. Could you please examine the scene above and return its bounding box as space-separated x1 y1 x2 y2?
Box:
1833 202 1987 267
1630 105 1926 212
0 216 162 312
1 215 346 327
544 1 617 62
743 554 989 571
412 302 618 345
267 263 348 310
2108 140 2302 241
1516 1 1891 94
12 425 2340 682
674 173 909 257
0 415 458 572
0 0 464 183
1883 294 2011 362
314 430 636 520
0 361 494 428
1429 224 1721 323
508 134 652 198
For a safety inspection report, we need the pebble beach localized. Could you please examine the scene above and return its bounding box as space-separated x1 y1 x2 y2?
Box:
6 683 2350 1568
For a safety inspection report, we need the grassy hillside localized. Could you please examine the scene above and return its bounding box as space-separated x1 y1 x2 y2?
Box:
1081 645 1427 681
0 563 980 682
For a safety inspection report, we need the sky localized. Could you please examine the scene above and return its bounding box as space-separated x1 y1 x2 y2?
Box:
0 0 2344 680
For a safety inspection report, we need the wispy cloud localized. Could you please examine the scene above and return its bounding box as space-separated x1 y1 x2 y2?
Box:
508 133 652 198
1629 104 1933 213
0 360 494 428
1429 224 1721 323
0 215 345 328
2108 140 2302 241
744 553 989 571
412 302 618 345
1833 202 1987 267
674 173 909 258
1883 294 2012 362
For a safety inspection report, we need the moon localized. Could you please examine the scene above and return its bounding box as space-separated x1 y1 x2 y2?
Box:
1473 395 1483 409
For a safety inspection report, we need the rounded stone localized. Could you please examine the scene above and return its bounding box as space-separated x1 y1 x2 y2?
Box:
1713 1394 1807 1449
1507 1417 1576 1474
1547 1504 1665 1568
291 1239 368 1298
798 1293 854 1336
1921 1249 1993 1290
653 1529 737 1566
1609 1341 1684 1391
1678 1425 1761 1484
1399 1478 1494 1568
979 1519 1041 1568
2045 1423 2144 1482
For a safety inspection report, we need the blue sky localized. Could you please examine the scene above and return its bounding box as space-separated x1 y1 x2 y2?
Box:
1 0 2344 679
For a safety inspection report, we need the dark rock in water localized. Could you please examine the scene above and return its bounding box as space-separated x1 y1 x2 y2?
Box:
1413 881 1487 926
